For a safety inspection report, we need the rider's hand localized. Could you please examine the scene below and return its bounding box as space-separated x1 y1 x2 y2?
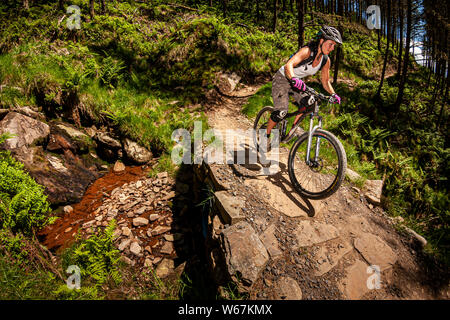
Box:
330 93 341 104
290 77 306 91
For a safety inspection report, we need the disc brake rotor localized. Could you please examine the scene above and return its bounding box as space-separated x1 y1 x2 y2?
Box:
309 158 323 173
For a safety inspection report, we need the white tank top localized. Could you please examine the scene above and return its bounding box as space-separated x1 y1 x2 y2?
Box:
278 54 324 79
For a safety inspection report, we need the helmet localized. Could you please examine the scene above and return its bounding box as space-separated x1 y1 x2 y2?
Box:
318 25 343 45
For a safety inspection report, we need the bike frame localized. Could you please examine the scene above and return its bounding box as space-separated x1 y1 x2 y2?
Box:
280 99 331 166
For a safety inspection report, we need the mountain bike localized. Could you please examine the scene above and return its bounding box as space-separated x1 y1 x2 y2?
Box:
253 85 347 200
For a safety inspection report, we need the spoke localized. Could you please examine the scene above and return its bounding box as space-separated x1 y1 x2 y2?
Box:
289 132 343 195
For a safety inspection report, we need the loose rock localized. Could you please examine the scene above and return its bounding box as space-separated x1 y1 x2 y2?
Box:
133 217 149 226
130 242 142 255
113 161 125 172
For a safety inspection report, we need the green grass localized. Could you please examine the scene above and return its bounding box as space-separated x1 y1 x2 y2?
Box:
0 254 62 300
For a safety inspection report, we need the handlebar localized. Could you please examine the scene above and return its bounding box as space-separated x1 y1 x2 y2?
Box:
290 80 332 102
304 86 330 102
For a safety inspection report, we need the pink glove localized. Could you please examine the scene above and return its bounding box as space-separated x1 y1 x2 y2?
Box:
330 93 341 104
290 77 306 91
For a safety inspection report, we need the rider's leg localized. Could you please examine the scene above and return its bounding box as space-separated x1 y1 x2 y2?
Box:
266 118 278 135
268 71 291 136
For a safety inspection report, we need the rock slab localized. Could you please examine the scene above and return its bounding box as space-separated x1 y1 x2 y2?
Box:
274 277 303 300
294 220 340 248
314 241 353 276
214 191 245 225
259 224 282 259
220 221 269 287
123 138 153 164
354 233 397 271
0 112 49 149
338 259 370 300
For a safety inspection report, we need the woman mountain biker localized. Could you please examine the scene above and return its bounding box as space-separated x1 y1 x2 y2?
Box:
264 25 343 151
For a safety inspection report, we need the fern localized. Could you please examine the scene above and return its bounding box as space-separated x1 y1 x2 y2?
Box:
0 136 53 234
65 220 122 287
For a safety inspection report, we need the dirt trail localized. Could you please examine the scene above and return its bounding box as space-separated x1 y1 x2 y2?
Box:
204 83 449 300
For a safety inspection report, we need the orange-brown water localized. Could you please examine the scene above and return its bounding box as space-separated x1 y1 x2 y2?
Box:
39 165 149 252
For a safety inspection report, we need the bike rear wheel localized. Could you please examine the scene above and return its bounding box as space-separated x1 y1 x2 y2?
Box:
288 129 347 199
253 106 278 153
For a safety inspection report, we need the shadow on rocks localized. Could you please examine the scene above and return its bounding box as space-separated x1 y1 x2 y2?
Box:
169 163 219 300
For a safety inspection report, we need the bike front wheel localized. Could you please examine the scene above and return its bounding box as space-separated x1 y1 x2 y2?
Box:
288 129 347 199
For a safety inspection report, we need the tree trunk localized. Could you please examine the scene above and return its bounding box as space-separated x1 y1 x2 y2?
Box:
100 0 106 14
297 0 305 48
394 0 412 112
377 0 381 51
333 0 344 85
437 74 449 129
273 0 278 32
391 5 396 50
429 60 442 113
23 0 29 9
89 0 94 19
359 0 362 23
58 0 65 11
376 0 391 100
256 0 260 21
397 4 404 78
222 0 228 17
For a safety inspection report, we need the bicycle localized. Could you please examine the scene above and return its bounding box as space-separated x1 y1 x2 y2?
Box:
253 85 347 200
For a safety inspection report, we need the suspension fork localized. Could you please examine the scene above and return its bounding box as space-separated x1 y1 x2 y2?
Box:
305 113 323 165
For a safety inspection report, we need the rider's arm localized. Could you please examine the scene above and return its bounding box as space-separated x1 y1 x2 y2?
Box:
284 47 311 80
320 59 336 95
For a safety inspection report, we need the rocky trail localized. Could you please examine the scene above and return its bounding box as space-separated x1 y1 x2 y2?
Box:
201 79 449 300
2 79 448 300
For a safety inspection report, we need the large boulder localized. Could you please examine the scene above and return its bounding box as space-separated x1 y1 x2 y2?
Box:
219 221 269 288
53 123 92 153
9 106 45 121
11 146 100 205
346 168 362 182
123 138 153 164
0 113 102 205
46 133 79 154
93 132 122 161
0 112 50 150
